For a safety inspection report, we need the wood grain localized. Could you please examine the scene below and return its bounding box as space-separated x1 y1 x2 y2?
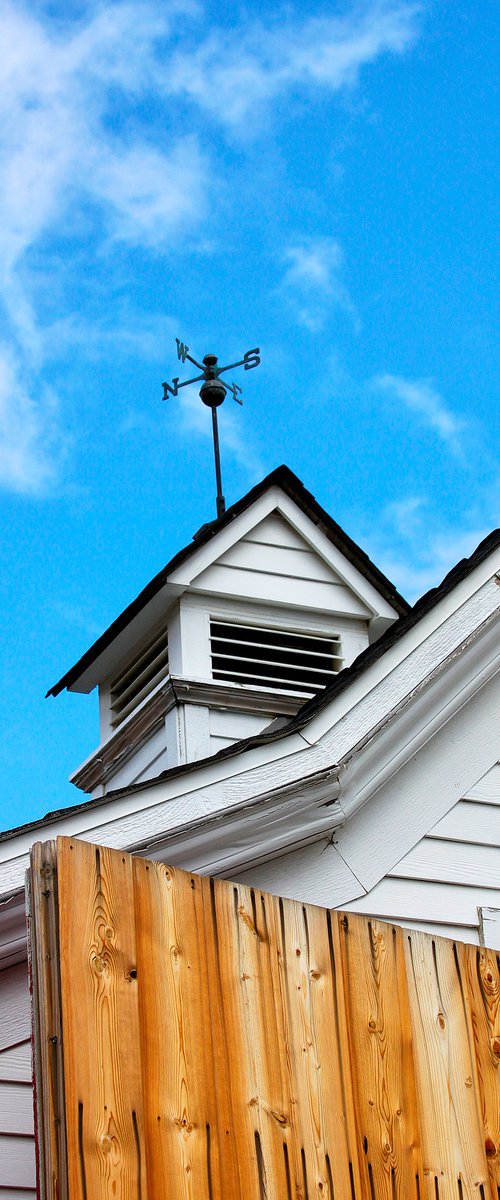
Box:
29 838 500 1200
463 943 500 1195
339 913 422 1199
57 837 148 1199
404 930 488 1199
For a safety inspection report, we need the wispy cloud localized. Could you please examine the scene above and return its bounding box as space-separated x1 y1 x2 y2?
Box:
372 373 466 455
0 0 421 494
280 237 357 332
359 492 490 602
166 4 420 128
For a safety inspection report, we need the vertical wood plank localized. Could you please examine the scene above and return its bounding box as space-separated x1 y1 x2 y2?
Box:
463 943 500 1196
28 839 68 1200
404 930 488 1199
204 876 291 1199
57 837 148 1200
339 913 423 1200
274 897 363 1198
132 858 222 1198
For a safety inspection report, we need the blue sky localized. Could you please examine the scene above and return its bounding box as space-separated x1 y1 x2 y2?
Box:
0 0 498 831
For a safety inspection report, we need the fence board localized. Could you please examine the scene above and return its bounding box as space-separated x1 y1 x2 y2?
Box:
57 837 148 1200
463 943 500 1195
404 930 488 1199
29 838 500 1200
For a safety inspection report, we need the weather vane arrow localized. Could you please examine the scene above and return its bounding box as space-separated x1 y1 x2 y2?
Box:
162 339 260 519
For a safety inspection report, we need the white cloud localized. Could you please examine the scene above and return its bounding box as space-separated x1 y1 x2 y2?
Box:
0 342 66 493
166 4 420 127
373 373 466 454
280 237 356 332
0 0 420 494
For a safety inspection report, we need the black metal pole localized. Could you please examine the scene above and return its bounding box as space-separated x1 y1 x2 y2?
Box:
211 406 226 518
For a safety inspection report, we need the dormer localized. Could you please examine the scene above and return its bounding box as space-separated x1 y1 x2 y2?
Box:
47 467 409 798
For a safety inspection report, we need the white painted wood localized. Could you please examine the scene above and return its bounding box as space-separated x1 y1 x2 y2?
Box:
345 876 500 928
232 840 366 909
191 564 371 616
428 800 500 845
209 709 272 745
0 1040 31 1083
0 1191 36 1198
214 536 347 585
95 722 169 796
0 1134 36 1189
0 1082 34 1135
479 907 500 951
0 1190 36 1198
389 836 500 888
243 512 315 551
332 657 500 894
170 488 401 627
0 965 30 1054
463 762 500 803
382 918 480 945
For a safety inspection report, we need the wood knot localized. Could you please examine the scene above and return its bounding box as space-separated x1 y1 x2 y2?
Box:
310 969 321 980
174 1115 194 1136
492 1038 500 1058
368 1019 376 1030
485 1138 497 1158
270 1109 288 1126
92 955 106 975
465 1076 472 1088
437 1012 446 1030
100 1135 113 1155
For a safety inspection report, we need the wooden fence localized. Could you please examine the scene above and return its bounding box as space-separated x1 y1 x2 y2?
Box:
29 837 500 1199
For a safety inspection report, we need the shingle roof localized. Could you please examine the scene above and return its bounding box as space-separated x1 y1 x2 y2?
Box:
3 520 497 847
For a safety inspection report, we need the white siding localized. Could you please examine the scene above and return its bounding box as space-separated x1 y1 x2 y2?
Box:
208 708 275 753
191 513 372 617
0 962 36 1195
346 762 500 944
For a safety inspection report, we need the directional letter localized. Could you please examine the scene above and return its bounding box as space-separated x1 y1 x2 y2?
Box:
243 347 260 371
176 339 190 363
162 378 179 399
227 381 243 405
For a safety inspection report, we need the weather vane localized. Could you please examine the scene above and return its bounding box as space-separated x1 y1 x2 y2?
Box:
162 339 260 519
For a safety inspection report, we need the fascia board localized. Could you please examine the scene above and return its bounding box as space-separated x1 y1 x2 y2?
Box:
168 488 283 584
300 564 500 748
0 766 343 957
68 584 183 694
332 641 500 897
173 486 399 623
0 730 331 901
337 615 500 817
272 495 398 622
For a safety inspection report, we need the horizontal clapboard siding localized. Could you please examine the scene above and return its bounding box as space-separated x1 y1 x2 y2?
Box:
430 799 500 845
209 708 272 751
388 836 500 889
0 964 31 1053
194 513 371 616
347 877 500 930
0 1082 34 1134
0 1038 32 1082
0 1135 36 1189
0 964 36 1193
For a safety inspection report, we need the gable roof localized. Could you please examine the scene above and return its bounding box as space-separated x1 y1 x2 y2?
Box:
47 464 410 698
3 520 495 851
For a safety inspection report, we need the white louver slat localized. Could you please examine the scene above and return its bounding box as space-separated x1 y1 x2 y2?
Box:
110 627 169 727
210 620 342 697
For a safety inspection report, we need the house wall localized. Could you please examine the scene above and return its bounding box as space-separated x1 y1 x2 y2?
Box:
233 763 500 947
0 962 36 1196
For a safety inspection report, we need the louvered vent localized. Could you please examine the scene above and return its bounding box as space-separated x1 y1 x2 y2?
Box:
210 621 342 696
110 627 169 728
